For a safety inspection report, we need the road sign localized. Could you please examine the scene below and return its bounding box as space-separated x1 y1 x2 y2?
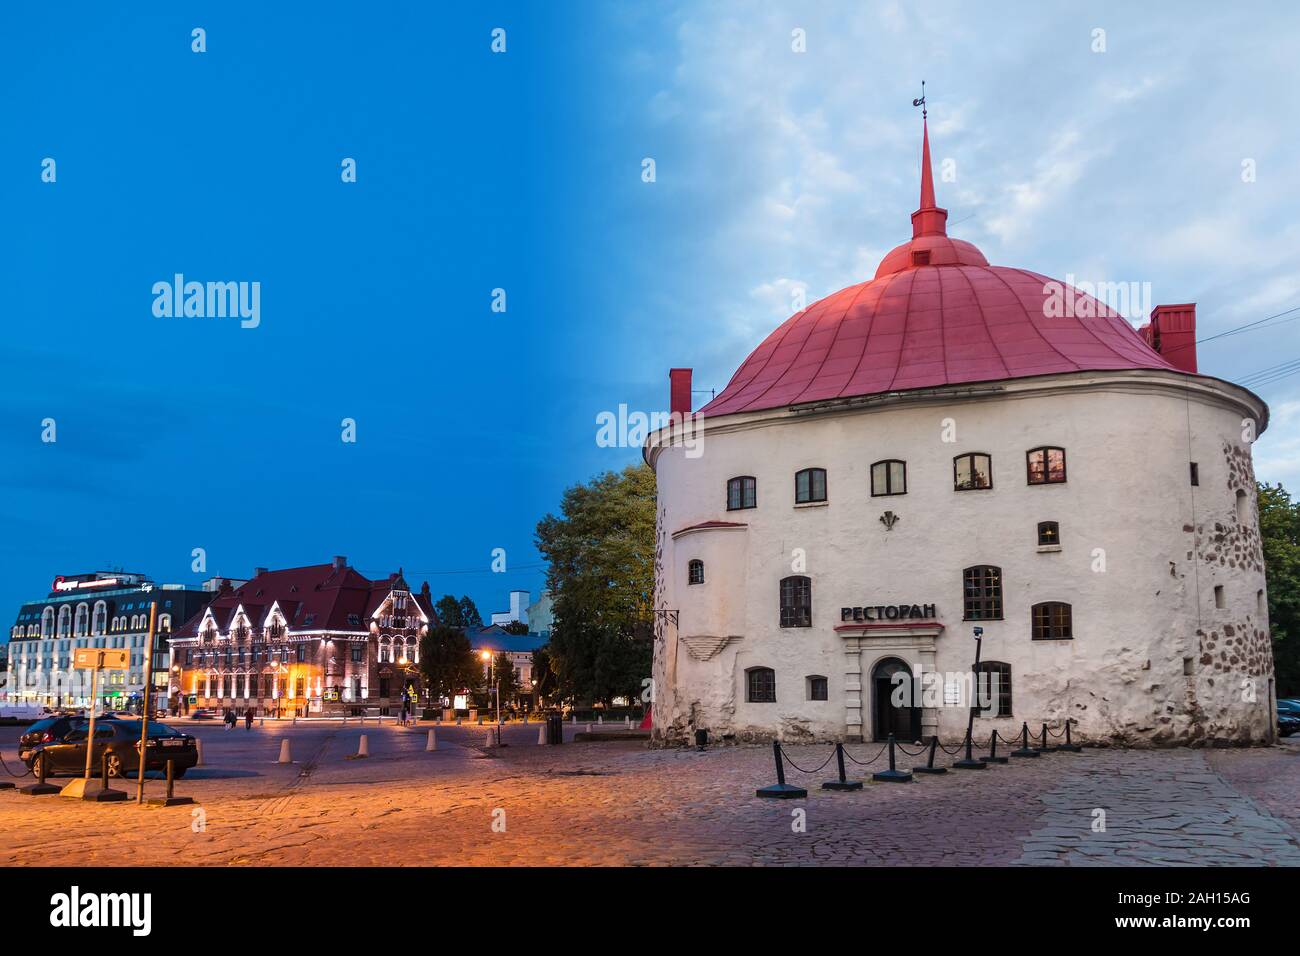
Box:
73 648 129 671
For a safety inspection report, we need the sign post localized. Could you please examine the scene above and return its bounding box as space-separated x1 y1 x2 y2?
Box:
62 647 131 800
136 596 157 804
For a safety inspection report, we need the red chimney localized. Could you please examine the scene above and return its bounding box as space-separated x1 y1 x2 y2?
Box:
670 368 692 416
1140 304 1197 374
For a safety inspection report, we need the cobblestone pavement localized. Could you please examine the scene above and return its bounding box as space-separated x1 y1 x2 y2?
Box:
1 720 1297 866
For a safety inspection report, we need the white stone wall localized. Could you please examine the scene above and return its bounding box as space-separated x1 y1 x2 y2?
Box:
650 370 1272 747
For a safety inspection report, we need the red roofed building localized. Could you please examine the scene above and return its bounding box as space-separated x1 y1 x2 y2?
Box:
169 556 437 716
647 118 1274 749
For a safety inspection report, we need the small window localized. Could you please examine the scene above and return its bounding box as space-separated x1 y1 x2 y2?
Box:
1031 602 1072 640
807 676 828 701
1235 489 1249 525
687 559 705 585
1259 589 1267 616
1190 462 1199 486
347 614 361 626
747 667 776 703
295 644 306 663
794 468 827 504
911 249 931 266
1037 521 1060 546
1214 585 1225 609
779 576 812 628
351 644 364 663
975 661 1012 717
871 459 907 496
1183 657 1195 676
962 566 1003 620
1026 447 1066 484
727 476 757 511
954 453 992 491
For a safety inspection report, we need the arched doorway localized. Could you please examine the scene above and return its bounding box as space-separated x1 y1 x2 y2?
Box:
872 658 921 742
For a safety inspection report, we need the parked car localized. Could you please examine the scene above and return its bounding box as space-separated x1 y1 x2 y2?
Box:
1278 699 1300 738
17 715 86 750
19 719 198 779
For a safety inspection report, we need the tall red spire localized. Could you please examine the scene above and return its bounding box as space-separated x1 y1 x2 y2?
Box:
911 115 949 239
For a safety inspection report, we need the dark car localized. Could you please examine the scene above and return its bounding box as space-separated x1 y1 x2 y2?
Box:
17 715 86 750
19 719 198 779
1278 700 1300 738
188 708 218 720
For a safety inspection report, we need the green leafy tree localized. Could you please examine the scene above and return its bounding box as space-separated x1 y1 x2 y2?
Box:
433 594 484 630
535 463 655 706
459 596 483 629
501 620 530 635
1260 482 1300 696
531 645 558 702
418 625 482 706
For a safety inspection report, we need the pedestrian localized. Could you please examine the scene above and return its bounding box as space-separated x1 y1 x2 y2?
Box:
244 706 254 730
400 699 409 727
224 708 235 731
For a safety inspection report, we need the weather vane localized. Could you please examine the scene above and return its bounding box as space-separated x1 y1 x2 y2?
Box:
912 80 926 119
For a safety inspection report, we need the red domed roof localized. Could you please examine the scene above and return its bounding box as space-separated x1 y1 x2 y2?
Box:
700 121 1176 418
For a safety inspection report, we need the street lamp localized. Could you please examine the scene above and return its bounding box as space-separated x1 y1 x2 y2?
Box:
954 626 987 769
480 650 501 726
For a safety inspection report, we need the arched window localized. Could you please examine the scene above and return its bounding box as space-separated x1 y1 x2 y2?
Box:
806 675 828 701
687 559 704 585
74 602 90 637
779 575 812 627
746 667 776 703
56 605 72 637
1235 489 1249 525
954 453 993 491
159 614 172 633
41 607 54 638
727 476 757 511
871 459 907 496
1031 602 1072 640
91 601 107 635
962 566 1003 620
794 468 827 504
1037 521 1060 547
975 661 1012 717
1026 446 1066 485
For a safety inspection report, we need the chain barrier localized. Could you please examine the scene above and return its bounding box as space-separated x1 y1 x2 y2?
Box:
0 751 33 778
842 743 889 766
893 740 929 756
776 745 837 776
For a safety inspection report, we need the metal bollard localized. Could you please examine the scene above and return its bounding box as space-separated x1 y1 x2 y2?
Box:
984 731 1008 764
873 733 913 782
1058 719 1082 753
1011 721 1040 757
756 739 807 799
821 741 863 790
21 752 60 795
913 734 948 774
146 758 195 806
1035 722 1052 754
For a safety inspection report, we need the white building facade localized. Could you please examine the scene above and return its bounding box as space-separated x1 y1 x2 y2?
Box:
647 123 1273 748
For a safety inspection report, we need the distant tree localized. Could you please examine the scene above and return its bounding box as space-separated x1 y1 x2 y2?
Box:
1260 482 1300 697
418 625 481 706
535 463 655 706
490 651 520 707
501 620 530 635
531 645 558 702
432 594 483 631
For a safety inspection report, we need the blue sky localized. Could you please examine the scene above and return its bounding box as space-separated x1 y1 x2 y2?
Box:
2 2 1298 630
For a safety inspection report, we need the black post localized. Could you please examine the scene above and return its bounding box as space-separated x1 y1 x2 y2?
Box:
145 758 194 807
953 724 986 769
913 734 948 774
165 759 175 800
985 730 1008 764
1058 719 1082 753
822 741 863 791
873 733 913 782
1035 722 1051 753
1011 720 1039 758
101 751 110 788
757 739 807 798
20 752 60 796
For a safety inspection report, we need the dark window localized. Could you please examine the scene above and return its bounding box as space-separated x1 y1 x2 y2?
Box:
294 677 305 698
351 644 364 663
727 476 757 510
1190 462 1199 486
962 566 1003 620
1031 602 1072 640
779 576 812 628
1026 446 1067 484
911 249 931 266
347 614 360 626
295 644 306 663
954 453 993 491
747 667 776 703
976 661 1012 717
794 468 827 504
808 676 828 701
184 649 193 666
1037 521 1060 546
871 459 907 496
353 677 362 700
687 559 704 585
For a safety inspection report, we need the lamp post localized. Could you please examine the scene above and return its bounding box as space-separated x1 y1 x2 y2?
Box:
953 625 987 769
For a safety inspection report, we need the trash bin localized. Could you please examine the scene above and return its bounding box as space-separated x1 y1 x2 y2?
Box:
546 714 564 745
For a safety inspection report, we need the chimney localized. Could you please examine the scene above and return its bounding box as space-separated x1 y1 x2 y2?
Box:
670 368 692 416
1141 303 1197 374
333 555 347 570
253 567 268 577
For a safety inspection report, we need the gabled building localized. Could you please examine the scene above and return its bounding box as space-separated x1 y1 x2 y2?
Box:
169 557 438 716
